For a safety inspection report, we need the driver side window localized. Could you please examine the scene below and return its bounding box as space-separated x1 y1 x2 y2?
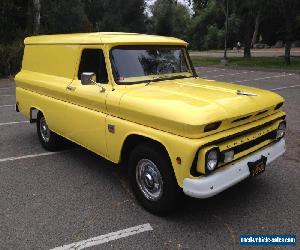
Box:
78 49 108 84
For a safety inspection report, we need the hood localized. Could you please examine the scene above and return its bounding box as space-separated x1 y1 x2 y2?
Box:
119 77 284 138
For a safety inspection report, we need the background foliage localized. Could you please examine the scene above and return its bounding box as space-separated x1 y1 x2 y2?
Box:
0 0 300 76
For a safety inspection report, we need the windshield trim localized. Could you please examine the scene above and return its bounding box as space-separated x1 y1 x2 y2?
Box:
109 45 196 85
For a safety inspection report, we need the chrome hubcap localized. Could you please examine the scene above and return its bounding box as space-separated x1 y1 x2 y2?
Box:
136 159 163 201
40 117 50 142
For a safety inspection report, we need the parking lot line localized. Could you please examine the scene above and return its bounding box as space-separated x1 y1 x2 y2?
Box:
213 71 250 77
205 69 226 73
0 121 29 126
235 73 295 83
0 94 14 97
50 223 153 250
0 151 63 163
0 104 14 108
0 87 14 90
271 84 300 91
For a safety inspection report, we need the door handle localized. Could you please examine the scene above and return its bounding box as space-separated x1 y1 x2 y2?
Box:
66 85 76 91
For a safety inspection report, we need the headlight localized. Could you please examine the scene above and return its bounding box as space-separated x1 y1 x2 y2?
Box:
206 149 219 172
276 121 286 139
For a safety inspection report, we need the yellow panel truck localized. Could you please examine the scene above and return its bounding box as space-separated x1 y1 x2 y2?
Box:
15 33 286 215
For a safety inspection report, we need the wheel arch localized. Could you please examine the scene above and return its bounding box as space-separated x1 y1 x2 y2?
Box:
29 106 46 123
120 133 172 168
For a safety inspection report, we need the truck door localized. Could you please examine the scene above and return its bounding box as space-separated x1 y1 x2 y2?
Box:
65 47 109 157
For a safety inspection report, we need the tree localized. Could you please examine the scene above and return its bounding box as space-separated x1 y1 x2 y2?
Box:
149 0 191 40
190 0 210 15
279 0 300 65
251 1 262 46
189 0 224 49
217 0 229 60
41 0 90 34
32 0 41 34
233 0 259 58
150 0 176 36
84 0 146 32
0 0 28 44
204 24 224 49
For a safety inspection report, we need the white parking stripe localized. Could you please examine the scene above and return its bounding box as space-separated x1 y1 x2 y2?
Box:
205 69 226 73
271 84 300 91
50 223 153 250
0 104 14 108
213 71 249 77
0 121 29 126
0 94 14 97
229 71 249 76
0 151 62 163
235 73 295 83
0 87 14 90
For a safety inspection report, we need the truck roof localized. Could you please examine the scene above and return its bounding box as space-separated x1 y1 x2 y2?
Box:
24 32 187 46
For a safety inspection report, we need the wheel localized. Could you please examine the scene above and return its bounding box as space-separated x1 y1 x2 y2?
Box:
128 143 180 215
36 112 61 151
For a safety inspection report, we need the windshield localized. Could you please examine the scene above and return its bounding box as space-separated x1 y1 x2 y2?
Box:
110 45 194 84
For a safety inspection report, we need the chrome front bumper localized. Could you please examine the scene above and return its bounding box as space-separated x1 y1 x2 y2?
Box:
183 139 286 199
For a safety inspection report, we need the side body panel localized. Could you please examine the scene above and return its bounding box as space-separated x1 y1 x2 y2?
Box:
15 44 79 134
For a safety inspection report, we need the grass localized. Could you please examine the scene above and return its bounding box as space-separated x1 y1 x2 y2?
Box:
191 56 300 71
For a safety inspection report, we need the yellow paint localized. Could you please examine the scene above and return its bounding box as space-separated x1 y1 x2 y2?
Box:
15 32 286 187
24 32 187 46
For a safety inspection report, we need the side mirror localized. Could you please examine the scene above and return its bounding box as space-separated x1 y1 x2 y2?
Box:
81 72 96 85
81 72 106 92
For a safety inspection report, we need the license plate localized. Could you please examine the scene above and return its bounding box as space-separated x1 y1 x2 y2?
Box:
248 156 267 177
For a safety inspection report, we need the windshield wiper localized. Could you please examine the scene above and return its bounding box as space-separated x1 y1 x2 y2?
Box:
145 74 193 86
165 74 193 80
145 80 152 86
145 75 166 86
146 75 194 86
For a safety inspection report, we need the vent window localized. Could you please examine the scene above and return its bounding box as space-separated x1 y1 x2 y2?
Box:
78 49 108 83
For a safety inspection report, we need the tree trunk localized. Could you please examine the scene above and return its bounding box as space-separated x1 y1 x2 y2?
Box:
33 0 41 35
244 44 251 58
281 0 293 65
244 28 252 58
284 41 291 65
223 0 229 60
251 4 262 46
283 18 292 65
26 1 33 33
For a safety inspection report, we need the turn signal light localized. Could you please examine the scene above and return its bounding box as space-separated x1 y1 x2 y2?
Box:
204 121 222 132
223 150 234 163
275 102 283 110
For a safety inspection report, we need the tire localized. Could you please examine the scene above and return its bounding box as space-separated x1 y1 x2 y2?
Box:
128 143 180 215
36 112 61 151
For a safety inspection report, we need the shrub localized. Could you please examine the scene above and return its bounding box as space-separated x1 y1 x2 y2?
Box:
0 41 24 77
204 25 224 50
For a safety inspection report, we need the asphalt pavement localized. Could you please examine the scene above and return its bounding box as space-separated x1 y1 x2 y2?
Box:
0 68 299 250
